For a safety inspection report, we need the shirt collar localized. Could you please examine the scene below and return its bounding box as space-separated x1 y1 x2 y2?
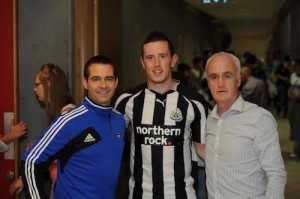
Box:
211 95 245 119
84 97 112 115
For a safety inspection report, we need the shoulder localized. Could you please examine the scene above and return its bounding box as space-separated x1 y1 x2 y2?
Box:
112 108 125 117
244 101 274 120
115 83 146 106
60 103 76 115
123 82 147 95
111 109 126 124
114 82 147 113
58 104 87 123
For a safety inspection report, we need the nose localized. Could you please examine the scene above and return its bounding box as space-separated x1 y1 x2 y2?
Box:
154 57 160 66
217 76 224 87
99 79 107 88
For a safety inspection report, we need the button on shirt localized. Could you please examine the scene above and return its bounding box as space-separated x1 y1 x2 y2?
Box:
205 95 286 199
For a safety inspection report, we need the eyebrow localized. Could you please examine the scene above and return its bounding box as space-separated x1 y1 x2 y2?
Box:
90 75 115 79
224 71 234 75
208 71 234 77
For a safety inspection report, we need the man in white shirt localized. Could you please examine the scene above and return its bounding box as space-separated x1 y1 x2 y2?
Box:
205 52 286 199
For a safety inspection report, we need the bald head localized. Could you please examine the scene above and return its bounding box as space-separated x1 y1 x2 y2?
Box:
206 52 241 78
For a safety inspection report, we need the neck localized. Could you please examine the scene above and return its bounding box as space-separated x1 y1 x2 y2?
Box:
147 79 178 94
217 94 239 116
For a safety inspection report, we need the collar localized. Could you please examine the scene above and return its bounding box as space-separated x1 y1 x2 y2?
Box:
83 97 112 115
211 95 245 119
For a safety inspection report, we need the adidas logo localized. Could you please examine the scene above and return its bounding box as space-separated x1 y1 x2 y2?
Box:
84 133 96 143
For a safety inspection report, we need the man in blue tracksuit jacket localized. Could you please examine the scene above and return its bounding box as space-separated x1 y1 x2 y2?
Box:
20 55 125 199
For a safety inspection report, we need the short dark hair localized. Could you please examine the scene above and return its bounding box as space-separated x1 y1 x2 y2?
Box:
193 57 203 66
245 54 257 65
83 55 117 79
141 31 175 57
177 63 191 73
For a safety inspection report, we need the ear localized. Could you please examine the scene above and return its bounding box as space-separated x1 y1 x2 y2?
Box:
115 77 119 88
237 76 241 88
207 78 211 90
140 57 145 70
171 54 179 68
82 78 88 90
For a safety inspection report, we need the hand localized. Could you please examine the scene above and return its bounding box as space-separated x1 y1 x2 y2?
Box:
9 177 24 196
60 104 75 114
1 120 27 144
9 120 27 140
26 140 35 150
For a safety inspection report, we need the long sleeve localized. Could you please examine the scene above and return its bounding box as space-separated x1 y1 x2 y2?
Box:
0 139 9 152
255 112 287 199
21 114 71 198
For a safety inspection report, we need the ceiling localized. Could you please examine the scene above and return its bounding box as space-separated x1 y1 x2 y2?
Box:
184 0 286 55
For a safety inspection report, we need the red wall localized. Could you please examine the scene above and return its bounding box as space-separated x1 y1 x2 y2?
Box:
0 0 16 198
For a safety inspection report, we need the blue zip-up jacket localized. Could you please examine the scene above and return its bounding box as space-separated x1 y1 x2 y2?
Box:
21 97 126 199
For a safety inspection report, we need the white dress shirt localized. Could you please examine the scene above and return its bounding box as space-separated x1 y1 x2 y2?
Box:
205 95 286 199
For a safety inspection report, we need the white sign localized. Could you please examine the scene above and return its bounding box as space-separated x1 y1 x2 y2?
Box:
4 112 14 160
202 0 232 3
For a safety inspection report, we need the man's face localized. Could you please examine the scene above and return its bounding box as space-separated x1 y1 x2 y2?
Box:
206 55 241 106
140 41 177 86
83 63 118 107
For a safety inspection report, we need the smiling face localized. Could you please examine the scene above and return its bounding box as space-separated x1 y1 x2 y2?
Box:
206 54 241 114
83 63 118 107
140 41 178 89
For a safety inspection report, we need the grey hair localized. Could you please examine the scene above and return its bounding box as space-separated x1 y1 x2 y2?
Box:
205 51 241 78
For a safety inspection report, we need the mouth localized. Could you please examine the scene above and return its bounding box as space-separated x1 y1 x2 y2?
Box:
153 69 162 74
217 90 227 93
97 90 109 94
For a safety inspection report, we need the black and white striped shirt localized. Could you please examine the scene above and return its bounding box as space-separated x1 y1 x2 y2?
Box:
115 82 207 199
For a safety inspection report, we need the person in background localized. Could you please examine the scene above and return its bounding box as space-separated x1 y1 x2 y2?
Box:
115 31 208 199
205 52 286 199
275 55 291 118
0 120 27 152
172 62 192 87
9 63 75 196
171 61 211 199
287 59 300 158
240 65 268 108
245 54 267 82
190 56 205 90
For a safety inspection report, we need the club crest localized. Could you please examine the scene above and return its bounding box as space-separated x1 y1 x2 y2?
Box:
170 108 183 122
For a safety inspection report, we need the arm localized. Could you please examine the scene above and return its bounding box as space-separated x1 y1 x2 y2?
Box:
255 112 287 199
0 140 9 152
20 135 53 199
9 177 24 196
193 142 205 160
21 116 70 198
190 99 207 161
1 120 27 145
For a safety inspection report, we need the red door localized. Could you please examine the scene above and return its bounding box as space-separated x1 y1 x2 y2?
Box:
0 0 18 198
